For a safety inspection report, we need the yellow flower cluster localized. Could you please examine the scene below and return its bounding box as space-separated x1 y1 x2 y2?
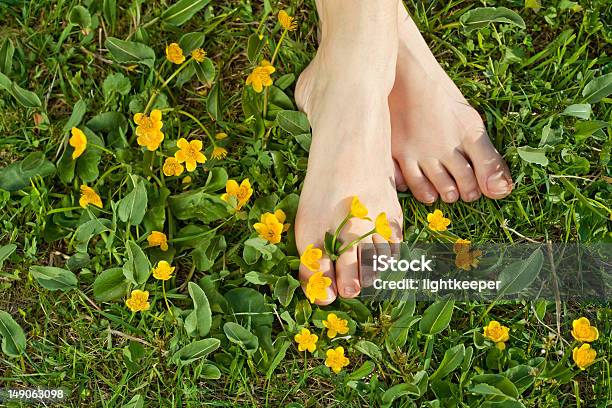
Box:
453 238 482 271
166 43 185 64
427 209 450 232
175 138 207 172
221 179 253 210
147 231 168 251
571 317 598 370
323 313 348 338
134 109 164 151
79 185 102 208
246 60 275 93
483 320 510 351
253 209 290 244
126 290 150 312
152 261 175 281
278 10 297 31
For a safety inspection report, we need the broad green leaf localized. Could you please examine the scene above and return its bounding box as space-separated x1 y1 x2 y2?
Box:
0 310 26 357
347 361 375 381
117 179 148 225
498 248 543 295
0 72 11 91
460 7 526 33
63 99 88 133
0 39 15 75
178 31 205 54
481 401 526 408
122 394 144 408
381 383 420 406
273 274 300 307
93 268 129 302
103 73 131 99
244 271 277 285
505 365 536 393
419 299 455 335
294 133 311 152
0 244 16 269
469 383 513 398
0 152 56 191
573 120 609 143
124 241 151 285
202 167 228 193
75 128 105 183
266 340 291 379
194 58 215 84
354 340 382 361
247 33 264 63
11 82 42 108
430 344 465 381
29 265 78 291
517 146 549 166
582 72 612 103
276 110 310 135
74 218 111 253
223 322 259 354
173 338 220 366
561 103 591 120
103 0 117 31
191 235 226 272
186 282 212 337
105 37 155 67
200 363 221 379
224 288 273 354
207 82 220 120
161 0 211 26
69 5 92 30
168 189 229 222
472 374 519 398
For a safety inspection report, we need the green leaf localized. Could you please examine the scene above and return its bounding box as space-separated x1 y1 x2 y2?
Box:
74 218 111 253
224 288 273 354
381 383 420 406
69 5 92 30
11 82 42 108
179 31 205 54
0 310 26 357
63 99 88 133
430 344 465 381
247 33 264 63
582 72 612 103
185 282 212 337
0 39 15 75
117 179 148 225
161 0 211 26
472 374 519 399
194 58 215 84
276 110 310 135
105 37 156 67
505 365 536 393
173 338 220 366
573 120 610 143
469 383 513 398
103 0 117 31
93 268 129 302
207 82 220 121
168 189 229 222
498 249 543 296
103 73 131 99
0 244 17 269
347 361 375 381
200 362 221 379
419 299 455 336
561 103 591 120
354 340 382 361
202 167 228 193
122 394 144 408
75 128 105 183
274 274 300 307
223 322 259 354
460 7 526 32
266 340 291 379
124 241 151 285
29 266 78 291
516 146 549 166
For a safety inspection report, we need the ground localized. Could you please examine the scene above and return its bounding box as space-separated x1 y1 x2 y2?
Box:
0 0 610 407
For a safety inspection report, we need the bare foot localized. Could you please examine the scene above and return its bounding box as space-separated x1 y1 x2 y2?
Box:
389 5 513 204
294 0 403 304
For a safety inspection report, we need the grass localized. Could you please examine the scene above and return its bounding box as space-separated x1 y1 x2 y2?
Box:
0 0 611 407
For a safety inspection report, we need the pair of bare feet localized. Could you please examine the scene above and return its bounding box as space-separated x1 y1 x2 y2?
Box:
294 1 513 304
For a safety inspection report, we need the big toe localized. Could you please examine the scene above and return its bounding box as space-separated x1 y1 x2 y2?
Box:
464 134 513 199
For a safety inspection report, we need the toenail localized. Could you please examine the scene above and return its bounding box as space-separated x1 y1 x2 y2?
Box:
344 286 356 296
423 193 436 203
467 191 480 201
445 190 458 202
398 184 408 192
487 172 511 195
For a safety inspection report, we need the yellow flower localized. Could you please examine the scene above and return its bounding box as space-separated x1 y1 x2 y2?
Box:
166 43 185 64
246 60 275 93
126 290 150 312
162 157 184 177
211 146 228 160
427 209 451 232
182 176 192 185
147 231 168 251
323 313 349 339
571 317 599 342
374 213 392 241
215 132 228 140
294 328 318 353
134 110 164 151
300 244 322 272
305 271 331 303
175 138 207 172
495 342 506 351
254 214 284 244
221 179 253 210
191 48 206 62
453 238 471 254
350 196 368 219
455 249 482 271
325 346 350 374
79 185 102 208
278 10 297 31
69 127 87 159
274 209 291 232
572 343 596 370
483 320 510 343
152 260 175 281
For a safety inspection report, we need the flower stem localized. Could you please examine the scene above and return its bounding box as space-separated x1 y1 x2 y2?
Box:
337 228 376 257
331 213 352 253
176 109 216 146
144 59 193 114
162 281 173 318
262 29 288 119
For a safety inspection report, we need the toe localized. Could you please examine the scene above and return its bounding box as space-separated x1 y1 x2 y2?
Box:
335 244 361 299
299 256 337 306
421 159 460 203
394 160 408 192
398 159 438 204
463 133 513 199
442 150 481 202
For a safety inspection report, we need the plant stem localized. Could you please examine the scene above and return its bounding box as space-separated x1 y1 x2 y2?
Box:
162 281 173 318
337 228 376 256
176 109 216 146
